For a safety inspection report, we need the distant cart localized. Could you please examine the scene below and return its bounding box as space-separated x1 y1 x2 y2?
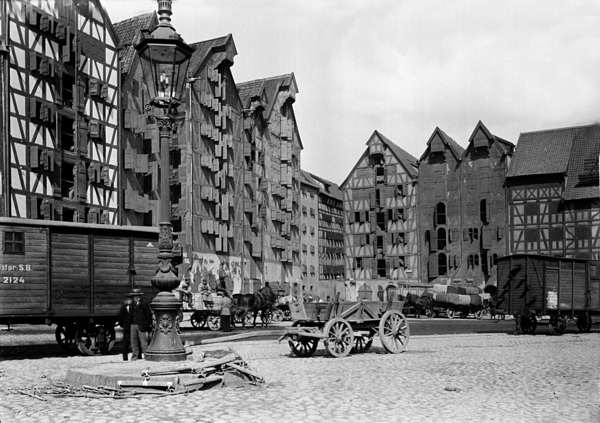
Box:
279 295 410 358
180 292 224 331
497 254 599 335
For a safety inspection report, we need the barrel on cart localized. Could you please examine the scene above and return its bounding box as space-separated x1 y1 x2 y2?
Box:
0 218 160 355
496 254 600 335
278 295 410 358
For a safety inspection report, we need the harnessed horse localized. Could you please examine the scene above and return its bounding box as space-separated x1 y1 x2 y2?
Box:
401 292 433 319
232 286 278 328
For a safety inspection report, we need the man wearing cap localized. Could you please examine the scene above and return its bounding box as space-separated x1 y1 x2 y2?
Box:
219 289 232 332
129 288 152 360
118 295 133 361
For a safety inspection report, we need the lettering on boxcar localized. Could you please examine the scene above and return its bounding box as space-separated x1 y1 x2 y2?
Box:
0 264 32 271
1 264 32 283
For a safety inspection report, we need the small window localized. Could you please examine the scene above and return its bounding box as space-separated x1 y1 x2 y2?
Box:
4 231 25 254
355 211 360 223
436 203 446 225
438 253 447 276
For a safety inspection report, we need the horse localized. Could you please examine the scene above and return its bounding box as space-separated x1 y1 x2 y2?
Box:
401 292 433 319
232 285 278 328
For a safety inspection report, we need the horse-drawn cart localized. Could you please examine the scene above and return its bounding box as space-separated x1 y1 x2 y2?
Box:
279 296 410 358
181 293 224 331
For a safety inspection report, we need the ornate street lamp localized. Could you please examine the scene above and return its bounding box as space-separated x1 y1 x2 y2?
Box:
135 0 194 362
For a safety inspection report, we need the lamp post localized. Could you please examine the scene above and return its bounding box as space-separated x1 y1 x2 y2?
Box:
135 0 194 362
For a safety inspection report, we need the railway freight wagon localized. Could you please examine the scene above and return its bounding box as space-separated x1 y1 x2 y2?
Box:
0 218 160 355
496 254 600 335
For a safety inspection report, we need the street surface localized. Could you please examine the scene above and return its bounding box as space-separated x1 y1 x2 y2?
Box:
0 316 599 422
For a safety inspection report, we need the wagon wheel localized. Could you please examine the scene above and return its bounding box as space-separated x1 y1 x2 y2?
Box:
379 310 410 354
474 309 484 320
288 322 319 357
284 309 292 321
55 324 77 351
190 312 207 329
271 308 285 323
576 315 592 333
521 316 537 334
351 333 374 354
76 324 116 356
323 318 354 358
548 316 566 336
446 308 455 319
207 315 221 331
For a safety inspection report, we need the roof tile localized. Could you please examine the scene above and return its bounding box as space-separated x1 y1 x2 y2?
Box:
562 124 600 201
113 12 157 75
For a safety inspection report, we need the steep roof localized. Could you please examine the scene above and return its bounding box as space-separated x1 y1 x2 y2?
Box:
237 79 264 109
113 12 157 76
465 121 514 157
237 74 296 117
419 127 465 162
188 34 235 76
506 126 583 178
340 131 419 189
299 169 320 191
562 124 600 201
308 172 343 201
376 131 419 179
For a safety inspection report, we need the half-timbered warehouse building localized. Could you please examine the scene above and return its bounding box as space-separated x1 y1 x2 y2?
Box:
236 74 302 294
116 9 245 292
418 122 514 288
1 0 121 224
341 130 420 301
309 172 344 291
299 170 320 297
506 123 600 261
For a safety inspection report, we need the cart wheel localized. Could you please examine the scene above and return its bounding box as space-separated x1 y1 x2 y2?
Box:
271 308 285 323
55 324 77 351
446 308 454 319
76 324 116 356
519 315 537 334
190 312 207 329
324 318 354 358
288 323 319 357
576 315 592 333
549 316 566 336
474 309 483 320
207 316 221 331
379 310 410 354
351 335 373 354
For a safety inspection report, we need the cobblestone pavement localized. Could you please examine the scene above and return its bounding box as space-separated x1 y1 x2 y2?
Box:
0 332 598 423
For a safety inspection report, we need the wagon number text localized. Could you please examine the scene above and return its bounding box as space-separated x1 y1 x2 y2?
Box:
3 276 25 284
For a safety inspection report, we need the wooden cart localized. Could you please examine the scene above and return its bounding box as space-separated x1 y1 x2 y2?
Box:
279 296 410 358
185 294 224 331
497 254 600 335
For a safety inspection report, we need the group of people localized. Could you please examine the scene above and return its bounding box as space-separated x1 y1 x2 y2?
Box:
118 288 152 361
118 281 234 360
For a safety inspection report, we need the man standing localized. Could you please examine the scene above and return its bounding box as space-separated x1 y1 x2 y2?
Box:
129 288 152 360
219 289 233 332
118 295 133 361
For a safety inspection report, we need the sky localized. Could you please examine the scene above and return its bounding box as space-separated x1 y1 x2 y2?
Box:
102 0 600 185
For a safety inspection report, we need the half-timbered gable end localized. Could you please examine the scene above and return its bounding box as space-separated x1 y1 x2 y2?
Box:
507 123 600 261
417 127 465 284
236 74 302 293
341 130 419 297
2 0 120 224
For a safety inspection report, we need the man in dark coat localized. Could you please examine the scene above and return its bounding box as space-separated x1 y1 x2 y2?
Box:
129 288 152 360
118 295 133 361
